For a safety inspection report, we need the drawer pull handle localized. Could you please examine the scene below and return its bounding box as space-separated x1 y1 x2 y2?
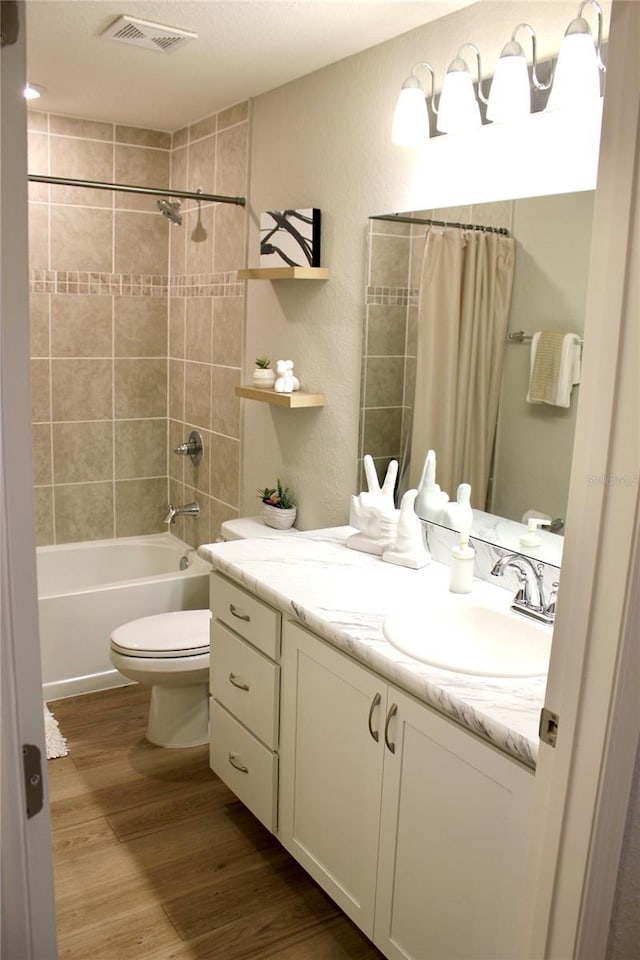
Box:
228 752 249 774
384 703 398 754
368 692 382 742
229 672 250 692
229 603 250 622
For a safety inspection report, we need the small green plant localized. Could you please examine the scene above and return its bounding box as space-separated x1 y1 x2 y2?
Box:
255 354 271 369
258 478 295 510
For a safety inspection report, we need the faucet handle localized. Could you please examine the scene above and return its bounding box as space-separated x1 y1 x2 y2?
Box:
173 430 203 466
544 581 560 617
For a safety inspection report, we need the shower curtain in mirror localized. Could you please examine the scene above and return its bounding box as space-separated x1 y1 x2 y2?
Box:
407 227 515 510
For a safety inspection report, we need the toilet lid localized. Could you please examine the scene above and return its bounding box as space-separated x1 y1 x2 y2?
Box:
110 609 211 659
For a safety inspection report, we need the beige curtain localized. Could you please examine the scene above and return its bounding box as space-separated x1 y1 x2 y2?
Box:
408 227 515 509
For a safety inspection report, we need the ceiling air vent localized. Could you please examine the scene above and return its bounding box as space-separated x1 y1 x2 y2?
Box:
100 15 197 53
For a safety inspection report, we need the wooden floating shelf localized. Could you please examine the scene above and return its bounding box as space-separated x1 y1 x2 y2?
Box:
235 386 326 408
237 267 330 280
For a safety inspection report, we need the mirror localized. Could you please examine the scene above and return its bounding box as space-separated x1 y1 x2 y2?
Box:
360 191 595 567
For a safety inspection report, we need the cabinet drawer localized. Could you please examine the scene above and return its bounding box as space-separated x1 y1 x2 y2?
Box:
210 572 280 659
211 622 280 749
209 700 278 833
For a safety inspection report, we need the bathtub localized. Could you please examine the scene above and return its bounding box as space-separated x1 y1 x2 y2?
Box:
37 533 211 700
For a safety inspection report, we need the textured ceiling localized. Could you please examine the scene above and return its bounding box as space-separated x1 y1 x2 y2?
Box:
25 0 477 130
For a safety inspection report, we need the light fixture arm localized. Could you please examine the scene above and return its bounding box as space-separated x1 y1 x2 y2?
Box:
409 61 438 114
577 0 606 71
510 23 552 92
456 42 488 104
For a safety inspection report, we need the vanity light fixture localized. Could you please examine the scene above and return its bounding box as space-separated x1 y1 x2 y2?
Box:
436 43 486 135
487 24 551 124
391 62 436 146
24 83 46 100
546 0 605 112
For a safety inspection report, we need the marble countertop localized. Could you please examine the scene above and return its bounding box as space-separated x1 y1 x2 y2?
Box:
199 527 548 769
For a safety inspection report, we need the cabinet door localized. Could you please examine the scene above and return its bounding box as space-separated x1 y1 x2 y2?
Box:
279 621 387 936
374 687 534 960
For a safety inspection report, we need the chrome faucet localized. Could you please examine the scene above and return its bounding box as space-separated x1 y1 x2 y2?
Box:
491 553 556 625
163 501 200 525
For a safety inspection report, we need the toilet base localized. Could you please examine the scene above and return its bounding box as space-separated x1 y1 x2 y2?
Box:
146 681 209 748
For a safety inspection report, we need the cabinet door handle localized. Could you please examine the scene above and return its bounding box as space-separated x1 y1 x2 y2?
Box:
229 672 250 692
384 703 398 754
228 752 249 774
229 603 250 622
368 692 382 742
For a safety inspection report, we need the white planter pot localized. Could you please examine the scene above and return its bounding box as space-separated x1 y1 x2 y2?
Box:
262 504 297 529
252 368 276 389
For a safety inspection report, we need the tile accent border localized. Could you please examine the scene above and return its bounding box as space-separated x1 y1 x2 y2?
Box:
366 285 419 306
30 270 245 298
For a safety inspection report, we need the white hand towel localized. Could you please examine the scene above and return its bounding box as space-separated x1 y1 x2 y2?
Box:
526 331 582 407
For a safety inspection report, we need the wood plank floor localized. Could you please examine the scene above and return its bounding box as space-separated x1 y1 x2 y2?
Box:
47 685 384 960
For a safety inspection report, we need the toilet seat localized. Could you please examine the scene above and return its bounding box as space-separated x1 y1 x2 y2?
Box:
110 609 211 659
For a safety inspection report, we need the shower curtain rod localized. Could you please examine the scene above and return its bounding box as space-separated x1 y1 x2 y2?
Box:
370 214 509 236
27 174 246 207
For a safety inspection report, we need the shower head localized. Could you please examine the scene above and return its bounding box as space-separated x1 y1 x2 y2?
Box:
157 197 182 225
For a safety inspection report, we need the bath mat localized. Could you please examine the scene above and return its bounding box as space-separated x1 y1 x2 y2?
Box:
44 704 68 760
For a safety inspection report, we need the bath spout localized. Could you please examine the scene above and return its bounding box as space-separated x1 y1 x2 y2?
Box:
163 501 200 524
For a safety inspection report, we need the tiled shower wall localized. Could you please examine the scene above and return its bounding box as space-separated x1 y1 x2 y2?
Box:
359 202 513 489
28 103 249 548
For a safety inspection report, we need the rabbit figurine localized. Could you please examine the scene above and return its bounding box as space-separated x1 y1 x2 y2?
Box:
274 360 300 393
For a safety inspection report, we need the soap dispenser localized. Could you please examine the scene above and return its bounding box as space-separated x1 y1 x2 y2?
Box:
449 528 475 594
519 517 547 549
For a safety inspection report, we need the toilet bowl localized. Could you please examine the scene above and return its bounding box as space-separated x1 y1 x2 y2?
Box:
110 609 211 748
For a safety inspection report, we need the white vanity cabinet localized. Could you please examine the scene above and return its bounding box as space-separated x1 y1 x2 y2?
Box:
208 572 281 831
279 619 534 960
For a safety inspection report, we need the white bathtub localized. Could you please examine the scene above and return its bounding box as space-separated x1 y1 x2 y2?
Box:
37 533 211 700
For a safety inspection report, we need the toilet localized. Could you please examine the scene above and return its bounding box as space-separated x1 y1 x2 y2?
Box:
110 609 211 748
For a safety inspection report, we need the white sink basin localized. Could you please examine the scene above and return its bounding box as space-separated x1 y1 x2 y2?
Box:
383 592 552 677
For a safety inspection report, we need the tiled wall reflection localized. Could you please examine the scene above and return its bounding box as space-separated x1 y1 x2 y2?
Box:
28 104 249 548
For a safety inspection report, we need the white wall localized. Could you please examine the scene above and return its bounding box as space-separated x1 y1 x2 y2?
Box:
243 1 606 528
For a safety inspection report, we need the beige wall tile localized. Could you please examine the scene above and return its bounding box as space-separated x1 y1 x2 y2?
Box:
51 359 112 421
49 115 113 140
184 362 211 430
366 305 407 356
115 126 171 149
114 212 168 275
33 486 54 546
170 145 188 192
185 206 214 275
169 362 185 422
188 115 216 143
211 498 238 541
29 203 49 270
172 127 188 149
409 234 426 288
216 123 248 198
168 419 185 483
362 407 403 459
365 357 405 407
49 136 114 207
213 204 245 273
114 358 166 418
55 482 114 543
52 421 113 483
404 356 416 407
169 299 185 360
115 478 167 537
51 295 112 357
210 433 239 507
370 234 410 288
27 111 48 133
168 478 186 541
115 419 167 479
211 366 240 438
170 218 186 276
32 423 52 485
370 220 411 238
185 298 212 363
183 428 211 496
212 297 243 367
28 132 49 201
406 305 418 357
186 136 216 198
114 145 170 211
218 102 249 130
50 207 113 272
180 488 211 548
31 359 51 422
30 294 50 357
114 297 167 357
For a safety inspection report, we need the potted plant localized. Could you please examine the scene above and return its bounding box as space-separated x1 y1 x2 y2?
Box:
258 479 297 529
252 354 276 389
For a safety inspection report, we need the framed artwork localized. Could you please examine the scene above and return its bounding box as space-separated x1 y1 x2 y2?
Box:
260 208 321 267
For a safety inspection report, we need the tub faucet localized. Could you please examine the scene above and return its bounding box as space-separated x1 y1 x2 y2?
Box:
491 553 556 625
163 501 200 524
